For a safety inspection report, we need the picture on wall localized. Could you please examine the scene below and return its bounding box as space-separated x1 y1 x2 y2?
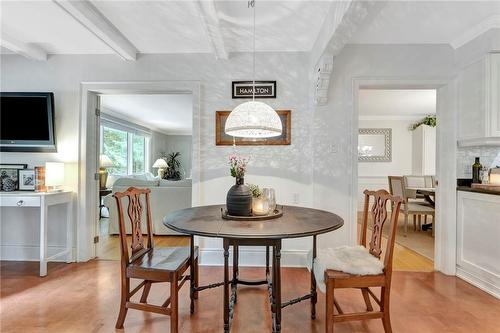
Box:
358 128 392 162
0 164 27 191
215 110 291 146
18 169 35 191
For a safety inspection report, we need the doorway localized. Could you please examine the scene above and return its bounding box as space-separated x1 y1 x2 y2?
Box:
356 89 437 272
351 78 458 275
77 81 201 262
95 93 194 260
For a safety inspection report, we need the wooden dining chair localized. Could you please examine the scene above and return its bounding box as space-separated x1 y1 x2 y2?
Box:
323 189 402 333
113 187 198 332
388 176 434 236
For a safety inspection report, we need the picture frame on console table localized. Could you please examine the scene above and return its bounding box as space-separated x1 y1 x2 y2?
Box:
18 169 35 191
0 164 27 191
215 110 291 146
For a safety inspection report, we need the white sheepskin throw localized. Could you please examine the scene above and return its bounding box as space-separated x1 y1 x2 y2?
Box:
307 246 384 293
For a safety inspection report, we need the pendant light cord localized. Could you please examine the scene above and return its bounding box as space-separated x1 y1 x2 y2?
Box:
249 0 256 101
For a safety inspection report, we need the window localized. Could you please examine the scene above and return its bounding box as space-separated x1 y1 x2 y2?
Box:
101 125 149 175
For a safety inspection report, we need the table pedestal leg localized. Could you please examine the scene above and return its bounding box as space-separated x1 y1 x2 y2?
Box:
232 245 239 303
272 241 282 333
223 239 230 333
311 235 317 319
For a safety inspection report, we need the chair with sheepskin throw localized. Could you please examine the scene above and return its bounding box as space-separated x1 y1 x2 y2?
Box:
316 189 402 333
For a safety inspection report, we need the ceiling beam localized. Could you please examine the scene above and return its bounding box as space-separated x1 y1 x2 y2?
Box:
310 0 386 68
196 0 228 60
0 33 47 61
53 0 137 61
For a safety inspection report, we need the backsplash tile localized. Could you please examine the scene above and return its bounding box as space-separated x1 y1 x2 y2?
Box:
457 147 500 178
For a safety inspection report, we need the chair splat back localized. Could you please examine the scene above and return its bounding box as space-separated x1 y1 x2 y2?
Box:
361 189 402 269
113 187 155 264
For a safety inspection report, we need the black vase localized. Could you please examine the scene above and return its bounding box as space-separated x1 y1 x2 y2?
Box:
226 177 252 216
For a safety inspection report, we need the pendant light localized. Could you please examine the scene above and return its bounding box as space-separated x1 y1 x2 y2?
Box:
225 0 282 138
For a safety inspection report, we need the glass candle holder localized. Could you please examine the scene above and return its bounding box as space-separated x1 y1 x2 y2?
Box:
262 188 276 213
252 197 269 216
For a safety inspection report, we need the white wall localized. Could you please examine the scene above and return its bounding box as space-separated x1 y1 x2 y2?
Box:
357 118 415 209
0 52 314 264
311 44 457 251
151 133 192 178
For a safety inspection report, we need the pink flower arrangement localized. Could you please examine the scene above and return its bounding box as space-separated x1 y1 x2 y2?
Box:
228 153 249 179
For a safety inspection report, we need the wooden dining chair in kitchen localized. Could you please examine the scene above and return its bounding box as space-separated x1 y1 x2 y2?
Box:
113 187 198 333
322 189 402 333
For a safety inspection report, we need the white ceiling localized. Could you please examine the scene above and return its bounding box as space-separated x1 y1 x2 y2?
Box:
358 89 436 117
100 94 193 135
1 1 499 58
350 1 500 46
0 1 111 54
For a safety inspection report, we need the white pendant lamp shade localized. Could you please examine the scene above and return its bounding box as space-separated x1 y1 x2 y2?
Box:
224 0 282 139
225 101 282 138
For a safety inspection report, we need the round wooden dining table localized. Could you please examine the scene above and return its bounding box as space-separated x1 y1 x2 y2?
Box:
164 204 344 333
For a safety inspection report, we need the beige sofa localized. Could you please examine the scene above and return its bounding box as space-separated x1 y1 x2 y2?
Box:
104 175 192 235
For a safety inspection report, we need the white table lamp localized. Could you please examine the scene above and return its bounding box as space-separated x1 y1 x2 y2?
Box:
99 154 114 190
152 158 168 178
45 162 65 192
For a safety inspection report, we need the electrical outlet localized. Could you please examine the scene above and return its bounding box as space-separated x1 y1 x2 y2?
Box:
330 144 338 154
293 193 299 204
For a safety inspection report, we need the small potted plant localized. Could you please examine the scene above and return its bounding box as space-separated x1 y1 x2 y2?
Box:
226 154 252 216
248 184 269 216
163 152 182 180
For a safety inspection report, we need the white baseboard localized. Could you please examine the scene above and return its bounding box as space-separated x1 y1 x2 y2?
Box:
1 245 75 262
199 248 310 267
457 266 500 299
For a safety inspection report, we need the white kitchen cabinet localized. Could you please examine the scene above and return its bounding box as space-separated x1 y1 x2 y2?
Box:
412 124 436 175
456 190 500 299
457 53 500 147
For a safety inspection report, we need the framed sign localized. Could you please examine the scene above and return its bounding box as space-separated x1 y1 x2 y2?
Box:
232 81 276 99
216 110 291 146
358 128 392 162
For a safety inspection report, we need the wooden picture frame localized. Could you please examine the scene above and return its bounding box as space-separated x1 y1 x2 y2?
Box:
216 110 291 146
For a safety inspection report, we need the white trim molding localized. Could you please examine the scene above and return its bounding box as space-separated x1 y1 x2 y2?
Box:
451 15 500 50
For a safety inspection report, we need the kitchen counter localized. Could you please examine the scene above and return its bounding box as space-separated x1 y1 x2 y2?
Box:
457 185 500 196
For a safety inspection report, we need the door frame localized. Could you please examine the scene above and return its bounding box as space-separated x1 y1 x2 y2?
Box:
77 81 201 261
351 77 457 275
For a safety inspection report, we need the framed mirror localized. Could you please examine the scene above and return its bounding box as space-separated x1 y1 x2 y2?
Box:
358 128 392 162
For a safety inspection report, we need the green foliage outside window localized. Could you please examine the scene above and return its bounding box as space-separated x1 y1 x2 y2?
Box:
102 126 147 175
103 127 127 174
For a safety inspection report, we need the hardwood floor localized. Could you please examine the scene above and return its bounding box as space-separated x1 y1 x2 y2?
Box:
1 260 500 333
98 234 190 260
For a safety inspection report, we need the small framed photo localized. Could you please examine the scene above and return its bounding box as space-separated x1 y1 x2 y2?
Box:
18 169 35 191
0 164 26 192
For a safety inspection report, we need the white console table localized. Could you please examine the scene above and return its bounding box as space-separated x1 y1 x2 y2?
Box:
0 190 73 277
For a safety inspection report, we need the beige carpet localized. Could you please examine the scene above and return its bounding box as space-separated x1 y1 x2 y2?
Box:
358 213 435 260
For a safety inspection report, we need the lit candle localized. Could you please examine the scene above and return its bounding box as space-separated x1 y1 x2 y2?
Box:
252 197 269 216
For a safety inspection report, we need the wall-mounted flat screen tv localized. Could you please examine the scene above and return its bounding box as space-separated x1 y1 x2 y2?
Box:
0 92 56 152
